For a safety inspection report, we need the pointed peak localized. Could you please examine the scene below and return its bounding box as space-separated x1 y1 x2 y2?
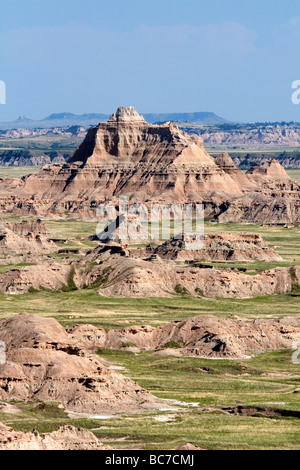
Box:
215 153 236 167
108 106 146 123
247 159 290 179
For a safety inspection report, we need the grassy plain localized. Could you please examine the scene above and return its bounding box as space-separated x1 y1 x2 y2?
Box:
3 349 300 450
0 165 41 178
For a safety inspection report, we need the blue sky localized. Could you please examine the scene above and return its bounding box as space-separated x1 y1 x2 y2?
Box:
1 0 300 122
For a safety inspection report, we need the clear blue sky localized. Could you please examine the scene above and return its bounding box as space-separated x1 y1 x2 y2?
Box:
1 0 300 122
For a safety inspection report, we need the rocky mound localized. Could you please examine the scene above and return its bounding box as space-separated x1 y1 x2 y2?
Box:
76 248 299 298
150 233 282 262
0 422 110 450
6 219 50 236
0 263 71 294
0 106 298 223
70 315 300 359
0 219 56 255
246 159 292 180
215 153 250 186
177 443 204 450
0 313 157 413
0 241 295 299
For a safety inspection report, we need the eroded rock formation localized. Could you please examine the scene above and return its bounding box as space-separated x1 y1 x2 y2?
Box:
147 232 282 262
0 107 298 223
0 220 56 256
0 313 157 413
0 422 111 450
70 315 300 359
75 247 299 298
0 263 71 294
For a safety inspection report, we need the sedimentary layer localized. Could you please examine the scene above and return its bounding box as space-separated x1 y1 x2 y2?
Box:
0 313 157 413
0 107 298 223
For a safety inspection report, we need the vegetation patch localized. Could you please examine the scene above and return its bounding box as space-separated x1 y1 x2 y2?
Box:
174 284 190 296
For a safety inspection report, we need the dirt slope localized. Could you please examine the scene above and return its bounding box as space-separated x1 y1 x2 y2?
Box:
70 315 300 359
0 313 157 413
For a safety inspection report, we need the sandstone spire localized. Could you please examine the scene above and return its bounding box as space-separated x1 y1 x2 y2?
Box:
108 106 146 123
68 105 215 166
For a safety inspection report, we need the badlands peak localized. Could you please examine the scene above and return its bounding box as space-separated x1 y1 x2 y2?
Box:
0 105 299 223
68 105 213 166
108 105 146 123
247 159 291 180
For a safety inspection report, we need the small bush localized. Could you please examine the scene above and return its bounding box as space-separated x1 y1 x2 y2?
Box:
174 284 189 296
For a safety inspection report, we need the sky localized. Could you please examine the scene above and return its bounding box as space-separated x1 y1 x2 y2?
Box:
1 0 300 122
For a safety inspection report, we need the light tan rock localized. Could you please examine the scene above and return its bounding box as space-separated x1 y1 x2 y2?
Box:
0 107 298 223
0 219 56 255
75 247 296 299
0 422 110 450
246 159 291 180
0 263 71 294
176 443 204 450
70 315 300 359
0 313 157 413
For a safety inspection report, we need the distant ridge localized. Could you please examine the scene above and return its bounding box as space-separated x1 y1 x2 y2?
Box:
0 111 228 130
144 112 227 124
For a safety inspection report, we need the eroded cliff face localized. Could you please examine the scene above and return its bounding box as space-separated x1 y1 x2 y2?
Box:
0 313 157 413
0 106 298 223
0 220 56 256
0 423 111 450
74 246 298 299
69 315 300 359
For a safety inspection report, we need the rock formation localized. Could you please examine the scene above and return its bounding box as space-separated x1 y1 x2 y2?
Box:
0 234 289 297
0 313 157 413
0 106 298 223
147 232 282 262
0 422 111 450
0 263 71 294
75 247 299 298
176 443 205 450
246 159 292 181
0 220 56 256
70 315 300 359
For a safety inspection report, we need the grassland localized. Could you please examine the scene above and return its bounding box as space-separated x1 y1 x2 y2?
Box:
287 169 300 182
0 166 41 178
0 200 300 449
3 349 300 450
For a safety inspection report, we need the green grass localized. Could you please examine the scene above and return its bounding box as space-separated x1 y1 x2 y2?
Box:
0 263 34 273
287 169 300 182
1 288 300 330
3 349 300 450
0 218 299 449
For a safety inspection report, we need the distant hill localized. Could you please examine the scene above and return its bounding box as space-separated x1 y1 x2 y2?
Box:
0 111 228 130
143 112 227 124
